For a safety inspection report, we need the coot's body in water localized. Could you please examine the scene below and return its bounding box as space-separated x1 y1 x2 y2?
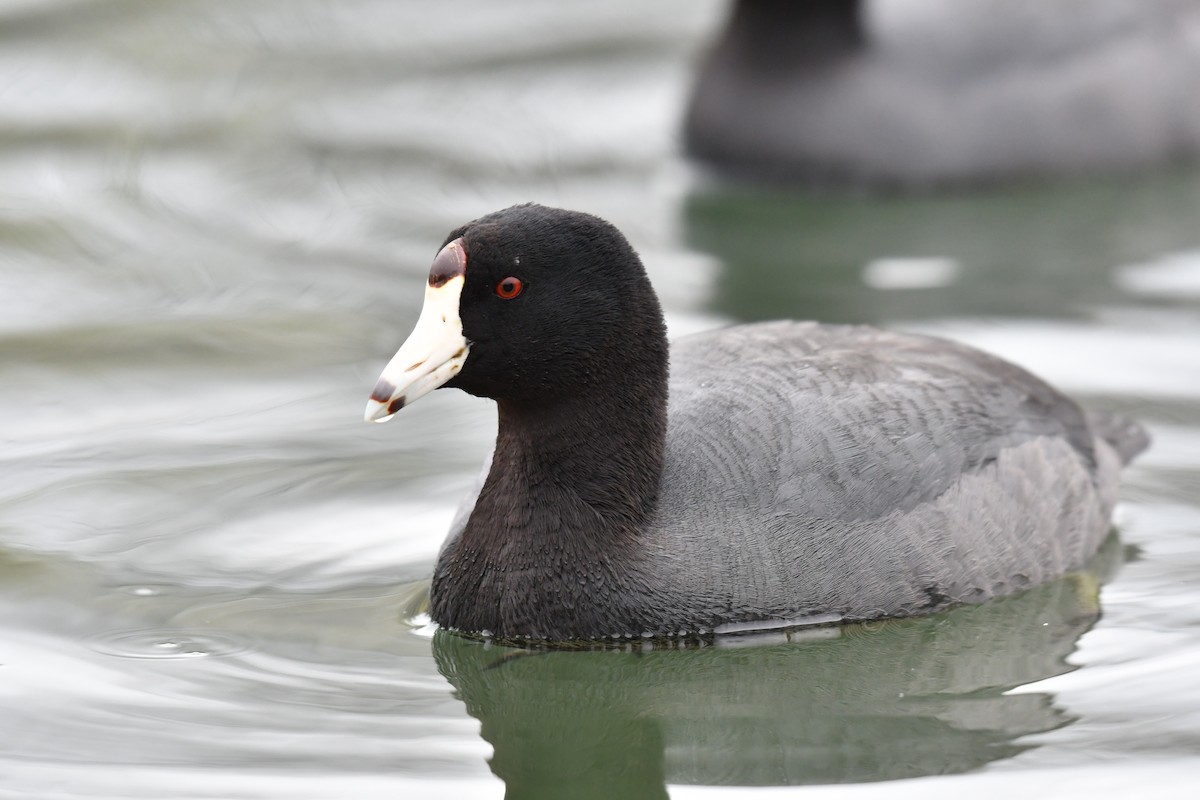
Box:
365 205 1147 641
684 0 1200 186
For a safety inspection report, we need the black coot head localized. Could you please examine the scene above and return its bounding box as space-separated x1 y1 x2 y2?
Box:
443 204 665 405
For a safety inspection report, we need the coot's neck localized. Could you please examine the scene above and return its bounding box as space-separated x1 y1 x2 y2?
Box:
722 0 865 69
489 385 667 527
431 291 670 639
469 278 669 543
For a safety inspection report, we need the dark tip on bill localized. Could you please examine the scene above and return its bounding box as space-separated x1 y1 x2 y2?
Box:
370 379 397 404
429 238 467 288
387 396 406 414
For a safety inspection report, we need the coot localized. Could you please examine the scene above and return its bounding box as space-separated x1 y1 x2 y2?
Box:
684 0 1200 186
366 204 1147 640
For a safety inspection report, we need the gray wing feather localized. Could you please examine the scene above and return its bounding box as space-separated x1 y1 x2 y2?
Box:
651 321 1120 621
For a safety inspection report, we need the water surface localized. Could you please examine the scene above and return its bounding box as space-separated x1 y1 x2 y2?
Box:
2 2 1199 798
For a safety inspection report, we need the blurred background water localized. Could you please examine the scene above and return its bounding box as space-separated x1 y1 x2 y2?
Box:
1 1 1198 798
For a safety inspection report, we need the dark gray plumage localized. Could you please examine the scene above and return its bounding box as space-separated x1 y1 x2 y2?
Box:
373 204 1147 641
685 0 1200 185
652 322 1134 624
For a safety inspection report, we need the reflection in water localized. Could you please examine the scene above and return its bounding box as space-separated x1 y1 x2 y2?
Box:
684 168 1200 324
433 538 1122 798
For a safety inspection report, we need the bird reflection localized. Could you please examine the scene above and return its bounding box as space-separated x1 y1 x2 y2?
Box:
432 536 1123 799
683 168 1200 325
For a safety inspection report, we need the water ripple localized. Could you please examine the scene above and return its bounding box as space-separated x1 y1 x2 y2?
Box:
88 628 252 659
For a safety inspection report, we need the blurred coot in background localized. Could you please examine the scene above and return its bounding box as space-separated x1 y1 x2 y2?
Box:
684 0 1200 186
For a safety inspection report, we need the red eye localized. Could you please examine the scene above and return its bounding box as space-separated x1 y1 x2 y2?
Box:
495 276 524 299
